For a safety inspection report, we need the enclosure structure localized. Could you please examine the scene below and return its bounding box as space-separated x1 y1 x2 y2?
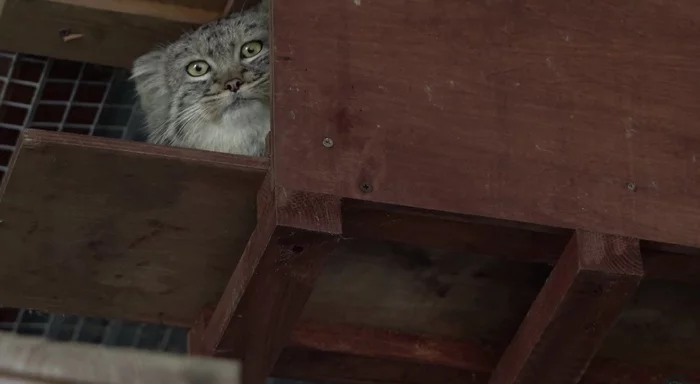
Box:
1 1 700 384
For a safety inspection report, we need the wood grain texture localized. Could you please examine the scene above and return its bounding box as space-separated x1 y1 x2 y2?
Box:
45 0 227 23
289 321 498 373
190 180 341 384
273 323 699 384
273 0 700 247
489 230 643 384
277 187 343 234
343 200 700 285
0 332 240 384
0 0 195 68
0 130 267 326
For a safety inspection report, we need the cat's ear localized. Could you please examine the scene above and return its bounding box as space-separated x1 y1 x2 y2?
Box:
131 49 168 121
131 49 164 83
257 0 270 13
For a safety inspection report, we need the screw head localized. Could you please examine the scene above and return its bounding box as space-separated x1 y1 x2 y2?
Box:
322 137 334 148
626 182 637 192
359 183 373 193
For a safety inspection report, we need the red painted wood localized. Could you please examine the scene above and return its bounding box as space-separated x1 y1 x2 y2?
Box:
489 230 644 384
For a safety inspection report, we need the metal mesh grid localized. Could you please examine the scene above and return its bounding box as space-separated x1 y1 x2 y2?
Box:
0 308 187 352
0 51 142 178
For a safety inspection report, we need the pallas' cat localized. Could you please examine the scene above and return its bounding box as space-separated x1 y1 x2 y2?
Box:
132 0 270 156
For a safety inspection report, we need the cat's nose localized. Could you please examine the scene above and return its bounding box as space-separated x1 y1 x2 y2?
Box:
225 78 243 92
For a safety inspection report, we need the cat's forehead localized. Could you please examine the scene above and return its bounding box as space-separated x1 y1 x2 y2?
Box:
168 12 267 60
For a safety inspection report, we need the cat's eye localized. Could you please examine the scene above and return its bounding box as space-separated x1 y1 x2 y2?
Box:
186 60 210 77
240 41 263 58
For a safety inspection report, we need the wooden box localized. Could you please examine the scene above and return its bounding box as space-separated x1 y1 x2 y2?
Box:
1 0 700 384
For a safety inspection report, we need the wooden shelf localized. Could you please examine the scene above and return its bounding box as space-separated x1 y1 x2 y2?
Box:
0 129 267 326
0 0 249 68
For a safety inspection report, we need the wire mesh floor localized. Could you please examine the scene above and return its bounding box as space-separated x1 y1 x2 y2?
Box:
0 50 314 384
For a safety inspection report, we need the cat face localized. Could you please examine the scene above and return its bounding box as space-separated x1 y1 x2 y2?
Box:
132 3 269 144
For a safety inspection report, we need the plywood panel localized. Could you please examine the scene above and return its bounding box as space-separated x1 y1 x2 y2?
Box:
0 0 195 68
0 130 267 326
273 0 700 247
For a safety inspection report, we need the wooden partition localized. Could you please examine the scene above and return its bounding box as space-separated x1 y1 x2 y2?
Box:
1 0 700 384
272 0 700 248
0 130 267 325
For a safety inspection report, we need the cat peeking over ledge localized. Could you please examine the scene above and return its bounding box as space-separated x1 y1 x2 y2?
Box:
131 0 270 157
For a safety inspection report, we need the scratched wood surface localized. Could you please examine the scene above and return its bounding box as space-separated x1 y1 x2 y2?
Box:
273 0 700 247
0 130 266 326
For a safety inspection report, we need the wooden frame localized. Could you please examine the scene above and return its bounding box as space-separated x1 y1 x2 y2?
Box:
2 129 700 384
1 0 700 382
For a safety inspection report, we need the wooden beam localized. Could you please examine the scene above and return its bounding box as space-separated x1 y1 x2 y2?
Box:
45 0 223 24
0 332 240 384
0 130 267 326
488 230 644 384
289 321 498 373
343 200 570 263
343 200 700 284
273 349 700 384
273 347 488 384
277 321 699 384
189 178 341 384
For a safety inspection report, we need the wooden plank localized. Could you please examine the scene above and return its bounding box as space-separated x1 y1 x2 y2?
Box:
45 0 228 23
276 322 700 384
583 359 700 384
273 348 488 384
189 180 341 384
0 129 267 326
343 200 700 285
0 0 195 68
343 200 570 264
0 332 240 384
273 0 700 247
301 238 552 347
289 321 498 372
489 230 644 384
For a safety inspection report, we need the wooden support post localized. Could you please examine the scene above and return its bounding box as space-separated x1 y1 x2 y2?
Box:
189 176 341 384
488 230 644 384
